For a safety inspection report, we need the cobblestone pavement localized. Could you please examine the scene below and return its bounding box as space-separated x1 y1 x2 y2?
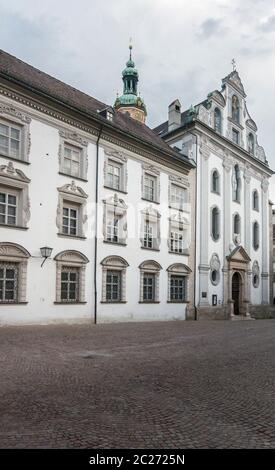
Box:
0 320 274 449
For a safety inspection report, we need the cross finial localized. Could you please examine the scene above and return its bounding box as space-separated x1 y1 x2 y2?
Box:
232 58 236 71
129 37 133 59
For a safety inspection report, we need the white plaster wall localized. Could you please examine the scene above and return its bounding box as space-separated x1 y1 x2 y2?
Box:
0 117 96 325
97 145 191 322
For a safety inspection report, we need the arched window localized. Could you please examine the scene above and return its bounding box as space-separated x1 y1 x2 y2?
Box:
252 190 259 211
232 95 240 123
214 108 222 134
233 213 241 244
232 164 241 202
211 206 220 241
248 133 255 155
0 242 30 304
167 263 191 302
253 222 259 251
101 255 129 303
211 170 220 194
139 260 162 303
54 250 89 303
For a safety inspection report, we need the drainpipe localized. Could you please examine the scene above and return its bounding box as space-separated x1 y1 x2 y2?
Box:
189 131 198 320
94 125 103 324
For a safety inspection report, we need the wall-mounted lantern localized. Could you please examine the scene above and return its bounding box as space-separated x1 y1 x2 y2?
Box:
40 246 53 267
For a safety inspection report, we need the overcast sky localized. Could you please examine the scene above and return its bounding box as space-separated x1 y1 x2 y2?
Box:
1 0 275 198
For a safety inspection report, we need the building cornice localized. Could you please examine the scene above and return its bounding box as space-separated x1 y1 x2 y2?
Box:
0 74 194 175
164 119 274 177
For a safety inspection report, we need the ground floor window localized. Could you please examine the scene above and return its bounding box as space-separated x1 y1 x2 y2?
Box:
106 270 121 302
170 275 186 302
0 262 18 303
143 273 156 302
61 267 79 303
54 250 89 304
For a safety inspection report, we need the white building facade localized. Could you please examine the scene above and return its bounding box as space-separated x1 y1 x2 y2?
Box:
155 70 274 319
0 49 195 325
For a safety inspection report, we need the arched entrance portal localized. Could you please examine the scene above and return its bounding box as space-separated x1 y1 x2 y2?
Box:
232 272 241 315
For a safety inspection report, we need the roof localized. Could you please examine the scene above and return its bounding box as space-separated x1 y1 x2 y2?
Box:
0 49 193 167
154 109 191 136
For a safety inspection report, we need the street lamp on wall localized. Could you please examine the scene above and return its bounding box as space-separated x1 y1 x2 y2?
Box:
40 246 53 267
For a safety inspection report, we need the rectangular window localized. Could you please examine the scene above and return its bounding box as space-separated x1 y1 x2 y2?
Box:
63 144 81 178
170 229 184 253
62 204 78 236
232 129 239 145
106 217 119 242
171 184 186 210
143 273 156 301
61 267 79 302
170 275 186 302
0 120 21 159
106 270 121 302
0 191 17 226
0 263 18 303
106 162 121 190
144 174 156 201
143 222 153 248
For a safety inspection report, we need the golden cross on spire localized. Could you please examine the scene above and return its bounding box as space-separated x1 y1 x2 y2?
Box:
232 58 236 71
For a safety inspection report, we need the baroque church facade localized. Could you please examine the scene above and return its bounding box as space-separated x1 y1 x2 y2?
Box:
154 69 274 319
0 46 273 324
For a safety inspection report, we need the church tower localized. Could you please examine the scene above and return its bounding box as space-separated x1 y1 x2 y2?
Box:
114 43 147 123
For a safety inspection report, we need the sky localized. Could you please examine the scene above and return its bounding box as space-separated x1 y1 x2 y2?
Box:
0 0 275 198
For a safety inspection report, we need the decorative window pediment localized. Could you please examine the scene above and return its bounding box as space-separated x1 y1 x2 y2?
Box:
0 162 30 228
57 181 88 199
167 263 191 274
139 260 162 272
103 194 127 244
0 162 30 183
54 250 89 265
141 164 160 203
141 206 161 251
101 256 129 268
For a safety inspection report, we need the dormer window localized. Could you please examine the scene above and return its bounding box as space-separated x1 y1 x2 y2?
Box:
107 111 113 122
232 95 240 123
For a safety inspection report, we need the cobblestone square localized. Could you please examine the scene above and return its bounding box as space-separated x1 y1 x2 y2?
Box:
0 320 274 448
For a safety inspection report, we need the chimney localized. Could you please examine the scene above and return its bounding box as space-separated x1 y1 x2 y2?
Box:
168 99 181 132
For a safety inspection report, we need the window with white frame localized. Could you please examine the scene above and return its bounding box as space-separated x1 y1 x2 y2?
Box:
143 273 156 302
144 173 156 202
169 214 189 254
104 150 127 192
167 263 191 303
0 120 21 159
106 270 121 302
59 131 88 180
54 250 89 304
0 189 18 226
62 203 79 236
141 208 161 250
170 184 187 210
142 164 160 203
103 195 127 245
170 275 187 302
57 182 88 238
61 267 79 303
0 162 30 229
0 262 18 303
139 260 162 303
106 161 121 190
0 242 30 305
101 256 129 303
63 144 82 178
